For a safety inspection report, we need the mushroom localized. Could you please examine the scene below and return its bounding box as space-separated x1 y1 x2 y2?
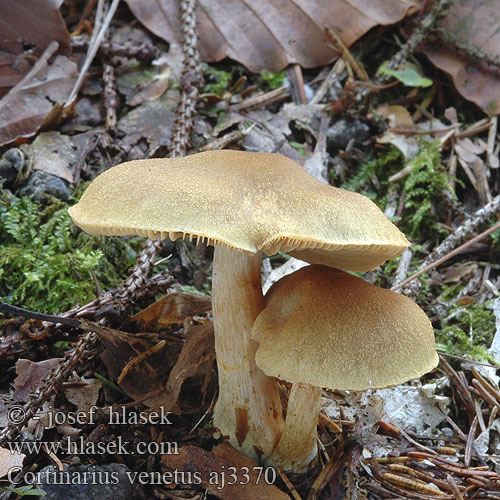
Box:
68 150 409 460
251 265 438 472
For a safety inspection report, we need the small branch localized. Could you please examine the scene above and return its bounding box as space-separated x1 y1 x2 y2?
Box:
392 222 500 292
65 0 121 106
0 300 80 328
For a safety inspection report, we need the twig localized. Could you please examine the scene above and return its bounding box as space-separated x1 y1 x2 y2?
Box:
278 467 303 500
392 248 413 291
0 300 80 328
438 355 475 421
117 340 166 384
230 86 289 111
200 129 243 151
446 474 464 500
287 64 307 104
393 221 500 292
471 366 500 406
378 0 452 80
325 25 368 81
439 352 499 368
66 0 119 106
307 443 345 500
464 416 477 467
309 59 344 105
435 27 500 69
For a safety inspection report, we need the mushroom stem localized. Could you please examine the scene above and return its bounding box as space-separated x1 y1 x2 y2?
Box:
212 245 284 459
268 383 321 473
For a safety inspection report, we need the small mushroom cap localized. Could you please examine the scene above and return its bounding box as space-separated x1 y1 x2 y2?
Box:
69 150 409 271
252 265 438 390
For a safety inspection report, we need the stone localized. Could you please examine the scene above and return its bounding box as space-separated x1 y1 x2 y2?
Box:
35 463 137 500
19 171 72 202
326 119 370 153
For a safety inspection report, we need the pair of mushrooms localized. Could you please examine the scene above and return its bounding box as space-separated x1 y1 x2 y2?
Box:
69 150 438 473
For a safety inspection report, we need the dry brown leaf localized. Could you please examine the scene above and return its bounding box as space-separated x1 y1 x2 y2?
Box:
0 0 70 61
443 263 478 284
96 319 214 412
376 104 419 158
161 322 214 413
0 0 70 95
0 446 24 479
63 375 102 413
116 92 178 155
425 1 500 114
13 358 61 403
162 442 290 500
96 323 178 403
20 131 80 183
129 67 171 106
0 55 78 146
125 0 418 72
133 292 212 328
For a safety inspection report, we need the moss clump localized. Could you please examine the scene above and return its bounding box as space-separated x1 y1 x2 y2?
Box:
204 68 234 96
260 70 285 90
0 192 136 314
402 140 454 239
339 145 403 201
436 302 498 364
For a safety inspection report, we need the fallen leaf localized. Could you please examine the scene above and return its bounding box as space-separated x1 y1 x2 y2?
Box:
376 104 415 130
133 292 212 328
63 375 102 413
162 443 290 500
0 54 78 146
98 320 214 412
443 263 478 284
0 0 70 62
117 92 178 156
129 68 171 106
161 322 214 413
14 358 61 403
376 104 418 159
125 0 418 72
96 323 178 404
425 0 500 114
20 131 79 183
0 447 24 479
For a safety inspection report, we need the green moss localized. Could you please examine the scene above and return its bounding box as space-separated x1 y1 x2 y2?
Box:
339 145 403 196
0 192 136 314
436 302 498 364
204 68 234 96
401 140 454 239
289 141 306 156
260 70 285 90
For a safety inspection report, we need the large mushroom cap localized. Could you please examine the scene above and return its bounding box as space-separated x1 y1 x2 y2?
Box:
252 265 438 390
69 150 409 271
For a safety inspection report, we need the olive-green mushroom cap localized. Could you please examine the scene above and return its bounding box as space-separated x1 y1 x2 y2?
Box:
252 265 438 390
68 150 409 271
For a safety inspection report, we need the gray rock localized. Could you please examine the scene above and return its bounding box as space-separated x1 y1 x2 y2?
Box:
0 148 24 185
19 171 72 202
327 119 370 153
35 463 137 500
